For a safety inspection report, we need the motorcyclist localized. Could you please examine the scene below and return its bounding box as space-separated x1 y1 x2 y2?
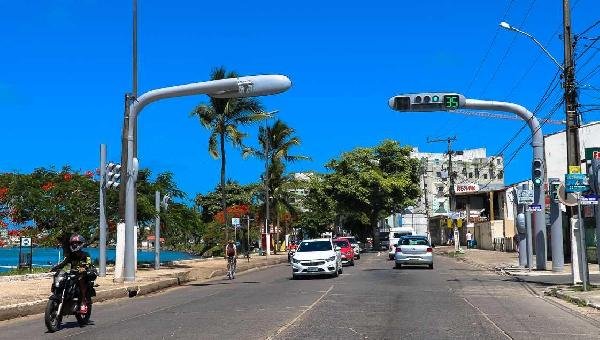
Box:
51 234 94 314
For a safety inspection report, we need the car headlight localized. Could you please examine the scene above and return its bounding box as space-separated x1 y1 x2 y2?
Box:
327 256 336 262
292 258 300 264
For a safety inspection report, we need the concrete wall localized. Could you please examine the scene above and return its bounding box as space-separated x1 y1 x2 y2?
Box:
473 220 505 250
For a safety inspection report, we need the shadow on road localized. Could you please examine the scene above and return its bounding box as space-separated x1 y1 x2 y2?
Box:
47 320 95 333
188 281 260 287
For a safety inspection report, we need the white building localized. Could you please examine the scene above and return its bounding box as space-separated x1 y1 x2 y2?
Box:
544 121 600 180
412 147 505 217
380 147 505 237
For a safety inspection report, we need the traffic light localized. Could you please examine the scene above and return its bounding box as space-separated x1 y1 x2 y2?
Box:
388 93 465 112
106 162 122 188
550 181 560 203
532 159 543 186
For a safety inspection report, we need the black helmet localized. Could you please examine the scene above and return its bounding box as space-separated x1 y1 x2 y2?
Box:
69 234 85 252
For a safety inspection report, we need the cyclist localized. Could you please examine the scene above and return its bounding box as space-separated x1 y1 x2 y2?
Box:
225 240 237 279
51 234 95 314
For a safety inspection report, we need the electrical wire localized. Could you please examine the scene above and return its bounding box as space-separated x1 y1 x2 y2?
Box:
479 0 538 97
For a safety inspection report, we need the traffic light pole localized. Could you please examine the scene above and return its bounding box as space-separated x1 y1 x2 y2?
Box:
463 99 547 270
388 94 548 270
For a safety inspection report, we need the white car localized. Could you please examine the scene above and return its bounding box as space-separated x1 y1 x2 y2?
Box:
291 238 342 279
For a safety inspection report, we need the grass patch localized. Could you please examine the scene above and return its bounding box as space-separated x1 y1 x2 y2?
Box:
571 284 600 292
0 267 49 276
446 251 465 258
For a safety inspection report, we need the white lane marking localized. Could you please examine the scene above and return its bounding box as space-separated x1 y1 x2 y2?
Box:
462 297 512 339
266 285 334 340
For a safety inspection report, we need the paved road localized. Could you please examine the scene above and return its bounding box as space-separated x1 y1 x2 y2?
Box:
1 253 600 339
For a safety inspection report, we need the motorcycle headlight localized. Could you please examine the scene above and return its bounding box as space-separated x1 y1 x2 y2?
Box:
292 258 300 264
54 275 64 288
327 256 336 262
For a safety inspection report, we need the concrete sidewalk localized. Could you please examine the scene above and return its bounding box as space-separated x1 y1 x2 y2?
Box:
0 254 288 321
435 246 600 311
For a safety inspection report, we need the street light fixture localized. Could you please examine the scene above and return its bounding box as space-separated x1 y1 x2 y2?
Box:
498 21 564 71
123 75 292 282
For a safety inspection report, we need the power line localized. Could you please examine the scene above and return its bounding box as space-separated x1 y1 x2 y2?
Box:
464 0 517 94
479 0 538 97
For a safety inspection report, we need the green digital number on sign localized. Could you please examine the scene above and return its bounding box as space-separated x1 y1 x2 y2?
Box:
443 95 459 109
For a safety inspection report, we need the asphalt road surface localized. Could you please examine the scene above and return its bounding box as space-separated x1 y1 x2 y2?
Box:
2 253 600 339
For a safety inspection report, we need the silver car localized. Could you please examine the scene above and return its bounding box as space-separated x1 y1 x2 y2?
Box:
394 236 433 269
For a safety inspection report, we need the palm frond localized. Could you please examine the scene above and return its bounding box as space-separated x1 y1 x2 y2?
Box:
225 125 246 147
208 132 219 159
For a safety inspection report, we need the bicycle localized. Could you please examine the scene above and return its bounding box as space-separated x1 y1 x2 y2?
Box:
226 256 237 279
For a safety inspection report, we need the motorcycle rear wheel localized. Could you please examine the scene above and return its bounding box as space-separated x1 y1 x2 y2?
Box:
75 302 92 326
44 300 62 332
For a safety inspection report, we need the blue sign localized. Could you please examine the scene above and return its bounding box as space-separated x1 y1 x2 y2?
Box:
565 173 589 193
527 205 542 212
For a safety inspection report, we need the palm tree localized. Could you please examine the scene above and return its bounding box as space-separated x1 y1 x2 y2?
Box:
191 66 266 241
245 119 310 252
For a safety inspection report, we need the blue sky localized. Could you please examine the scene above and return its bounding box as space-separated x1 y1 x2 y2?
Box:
1 1 599 204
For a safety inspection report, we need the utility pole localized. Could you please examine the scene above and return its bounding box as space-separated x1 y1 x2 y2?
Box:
563 0 587 286
421 159 432 242
563 0 580 169
427 137 457 211
428 136 458 250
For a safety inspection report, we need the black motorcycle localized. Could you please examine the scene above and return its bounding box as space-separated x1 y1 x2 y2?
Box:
44 269 96 332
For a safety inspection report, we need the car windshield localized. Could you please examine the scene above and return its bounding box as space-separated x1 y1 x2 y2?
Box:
401 238 429 246
343 237 357 244
334 240 350 248
297 241 332 252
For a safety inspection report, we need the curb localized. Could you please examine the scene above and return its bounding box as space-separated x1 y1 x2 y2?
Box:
0 257 287 322
544 288 600 310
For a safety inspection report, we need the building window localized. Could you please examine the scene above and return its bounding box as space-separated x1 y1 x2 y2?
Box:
468 172 473 178
483 174 488 180
436 171 442 178
498 170 504 179
475 168 480 177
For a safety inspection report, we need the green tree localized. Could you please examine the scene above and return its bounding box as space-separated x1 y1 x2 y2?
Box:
0 167 113 248
190 66 266 241
325 140 421 248
244 119 309 250
294 173 337 238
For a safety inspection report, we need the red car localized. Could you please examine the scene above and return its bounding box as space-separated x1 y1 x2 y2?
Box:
333 238 355 266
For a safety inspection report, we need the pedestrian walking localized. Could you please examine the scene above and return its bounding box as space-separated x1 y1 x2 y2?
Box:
466 231 472 249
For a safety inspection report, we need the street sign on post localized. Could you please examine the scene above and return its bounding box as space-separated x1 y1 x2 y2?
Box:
565 173 589 193
517 189 534 204
580 195 599 205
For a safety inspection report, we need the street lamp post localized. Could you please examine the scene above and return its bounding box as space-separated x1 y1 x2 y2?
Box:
122 75 291 282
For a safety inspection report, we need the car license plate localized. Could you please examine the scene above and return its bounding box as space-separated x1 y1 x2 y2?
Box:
307 267 318 272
